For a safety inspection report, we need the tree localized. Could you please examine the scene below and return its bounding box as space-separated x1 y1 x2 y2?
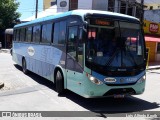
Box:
0 0 21 30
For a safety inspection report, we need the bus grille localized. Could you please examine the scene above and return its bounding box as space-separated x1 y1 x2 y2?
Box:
106 82 136 86
103 88 136 96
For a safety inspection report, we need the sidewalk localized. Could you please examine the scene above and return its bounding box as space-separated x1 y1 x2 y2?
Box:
0 49 10 53
147 62 160 70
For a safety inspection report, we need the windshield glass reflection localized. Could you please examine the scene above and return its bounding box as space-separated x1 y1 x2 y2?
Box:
86 21 145 68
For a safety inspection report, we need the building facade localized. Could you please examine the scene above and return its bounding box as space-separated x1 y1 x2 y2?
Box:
144 10 160 23
144 3 160 10
143 1 160 62
43 0 143 21
56 0 143 20
43 0 56 10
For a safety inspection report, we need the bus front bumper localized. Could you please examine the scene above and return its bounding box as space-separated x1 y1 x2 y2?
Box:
83 80 145 98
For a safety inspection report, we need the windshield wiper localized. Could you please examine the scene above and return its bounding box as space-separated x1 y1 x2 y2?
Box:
105 48 120 67
126 47 138 67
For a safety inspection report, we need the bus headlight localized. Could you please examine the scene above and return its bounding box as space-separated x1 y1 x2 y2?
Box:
137 75 146 83
87 74 103 85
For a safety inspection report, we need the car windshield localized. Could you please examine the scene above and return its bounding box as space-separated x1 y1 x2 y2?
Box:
86 20 145 68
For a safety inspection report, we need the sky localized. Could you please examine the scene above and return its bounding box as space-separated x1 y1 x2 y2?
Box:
16 0 43 20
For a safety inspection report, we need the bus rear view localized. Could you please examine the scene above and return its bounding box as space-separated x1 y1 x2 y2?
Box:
83 12 147 98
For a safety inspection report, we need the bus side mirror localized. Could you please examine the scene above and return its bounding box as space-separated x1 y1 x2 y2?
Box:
83 21 88 30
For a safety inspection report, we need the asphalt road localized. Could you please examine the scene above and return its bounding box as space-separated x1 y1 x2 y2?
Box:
0 53 160 120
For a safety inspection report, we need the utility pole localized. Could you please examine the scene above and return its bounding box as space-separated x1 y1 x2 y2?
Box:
141 0 144 23
35 0 38 19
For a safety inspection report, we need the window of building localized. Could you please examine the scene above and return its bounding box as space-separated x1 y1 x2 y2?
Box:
128 4 133 16
53 21 66 45
150 6 153 10
69 0 78 10
157 43 160 53
33 25 41 43
120 1 126 14
41 23 52 44
26 27 32 42
51 1 56 6
108 0 115 12
135 6 141 19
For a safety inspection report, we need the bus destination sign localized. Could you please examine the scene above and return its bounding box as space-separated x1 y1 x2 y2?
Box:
90 19 114 26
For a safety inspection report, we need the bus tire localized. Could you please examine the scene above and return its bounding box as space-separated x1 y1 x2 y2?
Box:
22 58 29 74
55 70 64 94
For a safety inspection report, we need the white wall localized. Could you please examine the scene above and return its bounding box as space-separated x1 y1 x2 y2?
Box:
78 0 92 10
92 0 107 11
144 3 160 10
144 10 160 23
57 0 69 12
57 0 93 12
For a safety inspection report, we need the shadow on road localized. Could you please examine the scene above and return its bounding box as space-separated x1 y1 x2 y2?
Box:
148 71 160 74
14 64 55 90
14 64 160 114
63 92 160 114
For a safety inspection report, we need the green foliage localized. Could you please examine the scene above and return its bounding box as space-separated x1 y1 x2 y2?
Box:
0 0 21 30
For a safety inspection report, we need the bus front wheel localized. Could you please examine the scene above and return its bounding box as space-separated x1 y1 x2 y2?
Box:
55 70 64 94
22 58 29 74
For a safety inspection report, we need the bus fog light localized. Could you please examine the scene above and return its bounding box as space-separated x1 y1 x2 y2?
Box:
137 75 146 83
87 74 103 85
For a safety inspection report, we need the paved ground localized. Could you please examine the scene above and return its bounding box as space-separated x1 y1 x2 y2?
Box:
0 52 160 120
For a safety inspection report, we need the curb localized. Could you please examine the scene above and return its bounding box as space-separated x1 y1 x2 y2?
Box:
0 49 10 53
0 82 4 89
147 67 160 70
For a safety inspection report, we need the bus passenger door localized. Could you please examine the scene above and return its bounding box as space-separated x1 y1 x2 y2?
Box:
66 26 83 93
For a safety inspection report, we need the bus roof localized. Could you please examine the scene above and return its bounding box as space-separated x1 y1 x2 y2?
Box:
14 10 139 28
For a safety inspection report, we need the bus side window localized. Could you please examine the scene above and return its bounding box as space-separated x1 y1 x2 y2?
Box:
78 28 83 66
33 25 41 43
53 22 59 45
26 27 32 42
20 28 25 42
41 23 52 44
59 21 66 45
16 29 20 41
53 21 66 45
13 30 16 41
68 26 78 59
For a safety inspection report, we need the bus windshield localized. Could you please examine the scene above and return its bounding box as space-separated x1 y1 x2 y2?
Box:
86 20 145 68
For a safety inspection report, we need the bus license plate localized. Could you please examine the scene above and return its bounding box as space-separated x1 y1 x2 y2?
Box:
114 94 125 98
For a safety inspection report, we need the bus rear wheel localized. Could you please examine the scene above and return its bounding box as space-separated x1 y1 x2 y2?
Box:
55 70 64 94
22 58 29 74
